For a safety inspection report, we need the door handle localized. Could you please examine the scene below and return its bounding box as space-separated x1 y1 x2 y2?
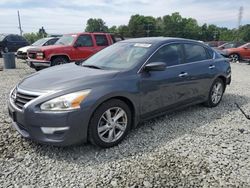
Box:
178 72 188 78
209 65 215 69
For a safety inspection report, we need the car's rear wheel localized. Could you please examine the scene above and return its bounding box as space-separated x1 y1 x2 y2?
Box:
204 78 225 107
88 99 131 148
51 57 68 66
229 53 240 63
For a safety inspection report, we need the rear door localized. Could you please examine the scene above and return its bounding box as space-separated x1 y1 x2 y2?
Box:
72 34 96 60
181 43 217 101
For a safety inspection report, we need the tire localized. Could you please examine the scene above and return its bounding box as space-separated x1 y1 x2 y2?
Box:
35 67 42 71
229 53 240 63
203 78 225 108
88 99 132 148
51 57 68 66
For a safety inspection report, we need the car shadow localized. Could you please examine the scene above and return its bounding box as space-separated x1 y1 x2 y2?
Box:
19 92 250 165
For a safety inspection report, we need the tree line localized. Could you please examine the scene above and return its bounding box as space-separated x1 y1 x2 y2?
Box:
85 12 250 42
23 12 250 44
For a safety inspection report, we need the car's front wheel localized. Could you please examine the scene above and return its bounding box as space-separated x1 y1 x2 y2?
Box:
51 57 69 66
88 99 131 148
204 78 225 107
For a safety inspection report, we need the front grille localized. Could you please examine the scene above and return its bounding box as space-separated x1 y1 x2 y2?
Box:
17 51 27 56
13 90 38 110
28 52 36 59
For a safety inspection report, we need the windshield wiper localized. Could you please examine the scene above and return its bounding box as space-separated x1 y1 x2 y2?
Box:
82 64 102 69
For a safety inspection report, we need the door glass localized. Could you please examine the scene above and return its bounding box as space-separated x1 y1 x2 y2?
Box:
75 35 93 47
94 35 108 46
184 44 208 63
148 44 183 66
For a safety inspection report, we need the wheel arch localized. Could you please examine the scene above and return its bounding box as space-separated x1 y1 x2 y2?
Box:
229 52 241 60
49 54 71 62
88 95 138 131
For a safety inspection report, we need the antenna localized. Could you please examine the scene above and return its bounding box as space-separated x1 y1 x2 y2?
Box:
17 10 23 36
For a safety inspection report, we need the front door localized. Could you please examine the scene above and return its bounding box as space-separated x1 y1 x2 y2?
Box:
139 43 192 118
72 34 96 60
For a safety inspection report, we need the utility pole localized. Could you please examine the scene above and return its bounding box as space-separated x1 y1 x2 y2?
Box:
237 6 243 41
17 10 23 36
238 6 243 29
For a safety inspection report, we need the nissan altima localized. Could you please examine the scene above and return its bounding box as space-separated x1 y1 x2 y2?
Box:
8 37 231 148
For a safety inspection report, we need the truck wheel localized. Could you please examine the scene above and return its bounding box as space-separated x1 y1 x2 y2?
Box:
51 57 68 66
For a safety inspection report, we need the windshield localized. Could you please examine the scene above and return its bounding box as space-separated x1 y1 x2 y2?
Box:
55 34 76 45
83 42 152 70
32 38 49 46
238 43 249 48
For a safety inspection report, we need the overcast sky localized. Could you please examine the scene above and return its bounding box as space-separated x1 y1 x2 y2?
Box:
0 0 249 35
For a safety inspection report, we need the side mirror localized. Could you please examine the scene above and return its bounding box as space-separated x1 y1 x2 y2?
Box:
73 43 80 48
243 46 248 49
144 62 166 72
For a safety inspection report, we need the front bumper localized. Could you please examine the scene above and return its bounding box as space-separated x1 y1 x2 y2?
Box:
27 59 51 69
17 52 27 60
8 97 92 146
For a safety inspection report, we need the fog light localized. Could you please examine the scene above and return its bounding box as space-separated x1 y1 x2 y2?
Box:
41 127 69 134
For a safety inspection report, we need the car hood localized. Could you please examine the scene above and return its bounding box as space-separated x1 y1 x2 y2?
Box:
28 45 67 52
18 63 120 92
18 46 33 52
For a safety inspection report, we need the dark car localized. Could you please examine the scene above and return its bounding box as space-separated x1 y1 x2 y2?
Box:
216 41 246 50
8 37 231 148
0 34 29 55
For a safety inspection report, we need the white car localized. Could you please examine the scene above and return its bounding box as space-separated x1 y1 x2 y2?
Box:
16 37 59 60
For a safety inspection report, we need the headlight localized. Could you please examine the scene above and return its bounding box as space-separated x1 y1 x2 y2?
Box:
40 90 91 111
36 52 44 59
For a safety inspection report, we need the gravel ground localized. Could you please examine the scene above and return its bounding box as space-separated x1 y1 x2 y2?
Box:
0 59 250 187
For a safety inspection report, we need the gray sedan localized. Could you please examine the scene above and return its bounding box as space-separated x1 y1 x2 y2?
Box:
8 37 231 148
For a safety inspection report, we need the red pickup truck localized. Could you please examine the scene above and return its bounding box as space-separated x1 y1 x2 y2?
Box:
27 32 124 70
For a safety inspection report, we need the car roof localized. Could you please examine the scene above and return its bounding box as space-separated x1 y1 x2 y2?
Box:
120 37 202 45
65 32 110 36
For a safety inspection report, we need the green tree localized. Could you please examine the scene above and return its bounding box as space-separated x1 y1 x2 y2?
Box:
238 24 250 41
108 25 117 33
85 18 108 32
128 14 157 37
117 25 130 37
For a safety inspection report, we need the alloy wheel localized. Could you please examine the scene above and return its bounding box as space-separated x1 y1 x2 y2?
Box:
97 107 128 143
229 54 239 63
211 82 223 104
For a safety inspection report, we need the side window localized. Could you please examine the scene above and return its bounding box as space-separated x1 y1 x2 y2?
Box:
206 48 214 59
184 44 209 63
247 44 250 48
148 44 183 66
75 35 93 47
46 38 58 46
94 35 109 46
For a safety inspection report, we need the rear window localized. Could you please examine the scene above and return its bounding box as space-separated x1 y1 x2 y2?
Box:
184 44 209 63
94 35 109 46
